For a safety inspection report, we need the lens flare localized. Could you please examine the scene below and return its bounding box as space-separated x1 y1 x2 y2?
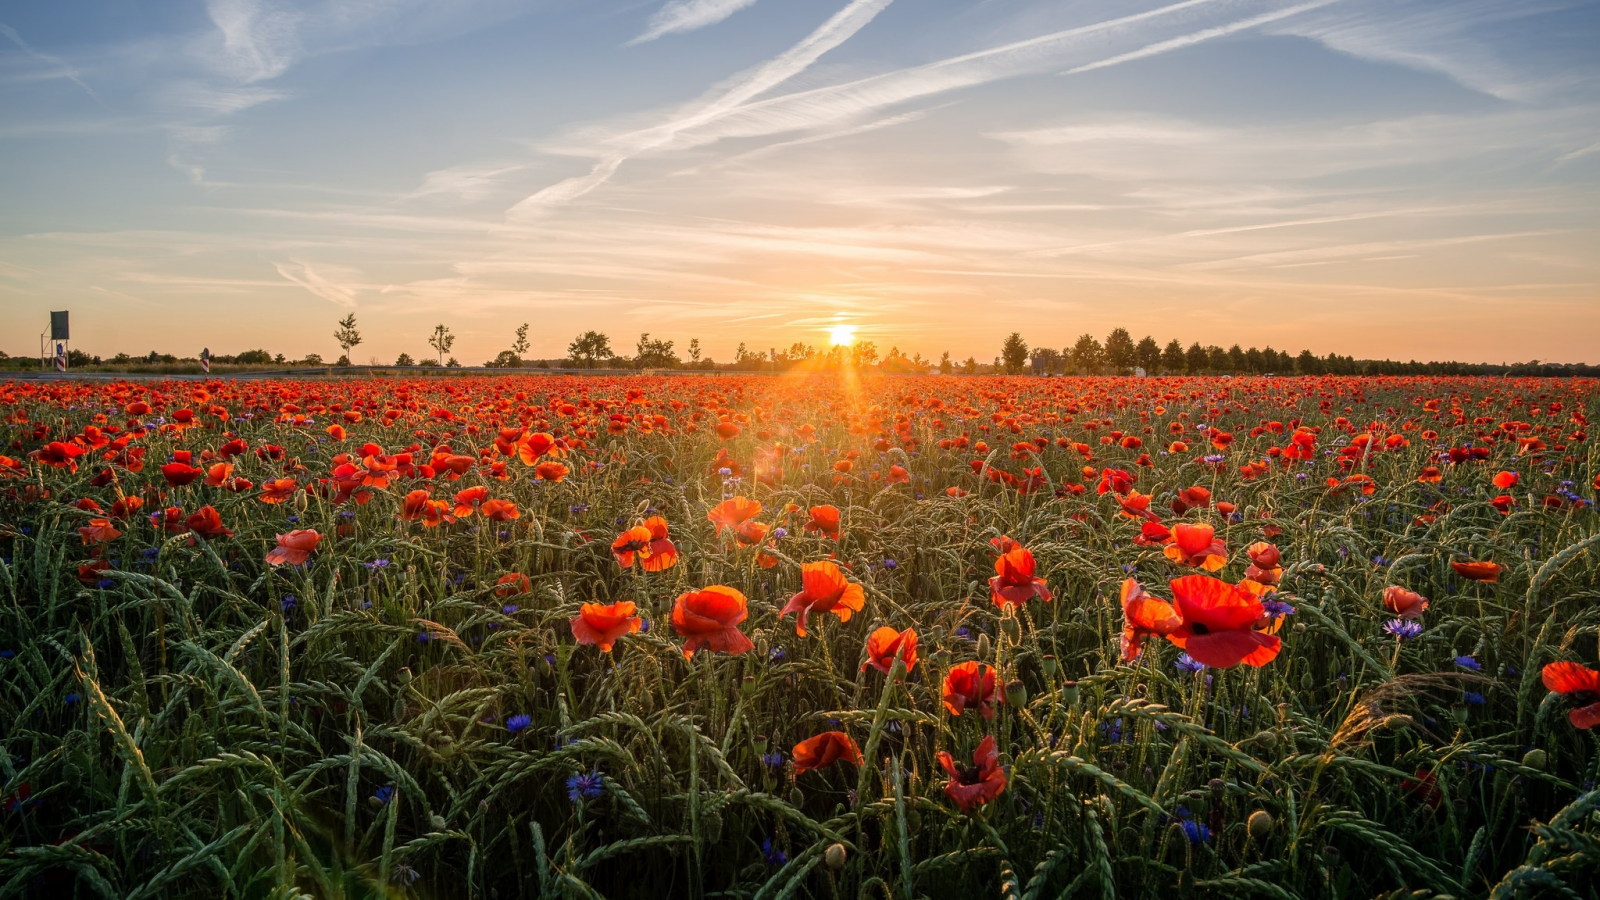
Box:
828 326 856 347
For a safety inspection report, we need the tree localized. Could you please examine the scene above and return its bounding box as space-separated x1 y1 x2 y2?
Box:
851 341 879 368
1000 332 1029 374
512 323 530 357
1070 334 1104 375
1031 347 1061 374
634 333 679 369
1185 342 1208 374
961 356 979 375
395 352 415 366
1162 339 1186 374
939 351 952 375
1104 328 1135 373
687 338 702 364
429 325 456 366
1295 349 1324 375
236 349 272 364
334 314 362 365
1245 346 1265 374
567 331 612 368
486 351 521 368
1135 335 1161 374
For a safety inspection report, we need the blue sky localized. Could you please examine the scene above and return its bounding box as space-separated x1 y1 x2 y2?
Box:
2 0 1597 364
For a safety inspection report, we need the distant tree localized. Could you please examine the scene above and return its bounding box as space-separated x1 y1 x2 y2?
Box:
1162 339 1186 374
1245 346 1265 374
567 331 612 368
1070 334 1104 374
274 353 287 364
446 357 461 368
961 356 979 375
1000 332 1029 374
939 351 953 375
236 349 273 364
1185 342 1208 374
851 341 880 368
1208 345 1229 372
1135 336 1160 374
66 349 94 368
1227 344 1246 373
1031 347 1061 375
1104 328 1135 372
418 357 440 367
395 352 415 366
486 350 521 368
687 338 702 364
512 323 530 357
302 353 324 366
334 314 362 364
1296 349 1323 375
429 325 456 366
634 333 680 369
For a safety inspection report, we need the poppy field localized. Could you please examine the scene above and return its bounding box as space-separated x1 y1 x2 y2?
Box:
1 372 1598 900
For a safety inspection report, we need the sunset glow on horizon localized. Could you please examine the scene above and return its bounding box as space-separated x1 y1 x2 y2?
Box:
1 0 1596 366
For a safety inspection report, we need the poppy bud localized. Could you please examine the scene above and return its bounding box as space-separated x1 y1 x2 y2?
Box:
397 667 413 686
293 490 308 513
976 633 990 660
430 814 447 832
1061 679 1079 707
1521 749 1547 770
889 659 906 681
368 796 383 810
1247 810 1273 840
824 843 847 870
999 615 1020 642
790 787 804 809
925 626 946 643
1041 655 1057 676
1005 680 1027 708
392 698 406 720
1292 622 1307 634
1252 730 1278 751
1300 672 1314 691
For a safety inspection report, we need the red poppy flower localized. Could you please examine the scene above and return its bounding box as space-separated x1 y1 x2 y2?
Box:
1451 560 1502 582
77 559 112 584
1383 585 1428 619
1541 661 1600 730
862 626 917 675
937 734 1007 813
161 462 203 487
640 516 679 571
990 546 1052 608
708 496 762 535
534 461 568 483
715 421 741 440
781 560 865 636
1115 491 1160 522
1492 471 1518 489
570 601 641 652
1133 521 1171 547
1163 523 1228 571
453 486 489 518
792 731 863 774
495 573 532 597
516 432 564 464
942 660 1000 719
1417 466 1442 484
259 478 299 504
204 462 233 488
1119 578 1181 662
184 506 233 540
804 505 841 539
266 529 322 567
1173 485 1212 514
886 464 910 484
1243 541 1283 585
612 525 653 567
735 519 770 549
1490 495 1515 514
1097 468 1133 495
671 586 754 658
481 499 520 522
1166 575 1280 668
78 518 122 546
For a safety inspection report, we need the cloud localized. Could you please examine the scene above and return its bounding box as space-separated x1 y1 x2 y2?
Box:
630 0 761 45
507 0 895 218
274 260 360 306
404 163 527 201
0 22 99 100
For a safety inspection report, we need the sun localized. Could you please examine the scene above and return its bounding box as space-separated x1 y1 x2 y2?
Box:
828 325 856 347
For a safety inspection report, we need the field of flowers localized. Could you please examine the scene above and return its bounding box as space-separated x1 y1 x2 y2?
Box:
1 372 1597 900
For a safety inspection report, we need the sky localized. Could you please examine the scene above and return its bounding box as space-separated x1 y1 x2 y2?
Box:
1 0 1597 366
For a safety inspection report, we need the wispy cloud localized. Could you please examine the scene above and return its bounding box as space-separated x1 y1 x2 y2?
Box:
630 0 761 45
274 260 361 307
508 0 895 218
0 22 99 100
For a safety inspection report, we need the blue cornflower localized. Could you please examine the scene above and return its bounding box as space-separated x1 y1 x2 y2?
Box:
1455 656 1481 671
769 647 784 661
1262 599 1295 619
1384 619 1423 639
771 527 788 540
761 752 785 769
639 618 651 633
364 559 390 570
1463 691 1486 705
374 786 395 805
718 467 732 476
1175 808 1211 844
0 650 13 660
882 558 898 569
566 771 604 803
506 714 531 733
282 596 297 611
762 838 788 867
502 604 520 615
65 693 81 706
568 504 589 515
1175 653 1206 673
96 579 116 590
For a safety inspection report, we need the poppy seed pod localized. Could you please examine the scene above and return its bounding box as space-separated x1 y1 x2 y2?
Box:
430 814 447 832
1209 778 1226 797
397 667 413 686
999 615 1021 642
1061 680 1079 707
1041 655 1058 676
1247 810 1273 839
1005 679 1027 708
741 675 758 697
824 843 847 870
1521 748 1547 770
752 734 768 754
